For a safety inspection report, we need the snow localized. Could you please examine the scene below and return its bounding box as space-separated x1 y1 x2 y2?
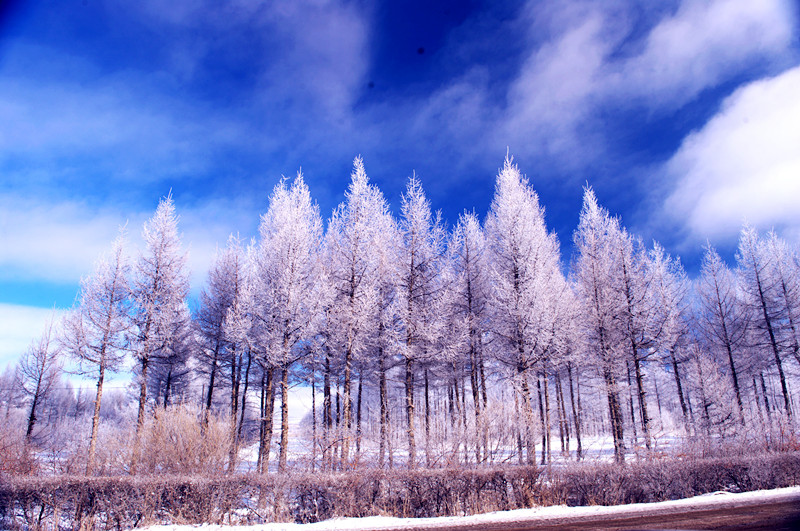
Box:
142 485 800 530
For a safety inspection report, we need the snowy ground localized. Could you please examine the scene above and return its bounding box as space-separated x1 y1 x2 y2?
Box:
143 485 800 530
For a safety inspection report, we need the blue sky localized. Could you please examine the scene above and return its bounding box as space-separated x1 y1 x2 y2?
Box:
1 0 800 367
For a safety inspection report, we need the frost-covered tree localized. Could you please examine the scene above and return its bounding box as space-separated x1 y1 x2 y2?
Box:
447 212 490 462
615 234 663 450
763 231 800 368
397 175 446 469
573 186 627 462
695 244 749 424
736 226 792 418
18 314 61 444
649 244 692 427
61 233 131 473
253 172 323 472
196 234 253 462
324 157 391 467
484 156 564 464
130 194 190 470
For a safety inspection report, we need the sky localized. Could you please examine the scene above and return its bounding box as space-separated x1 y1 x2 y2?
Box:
1 0 799 368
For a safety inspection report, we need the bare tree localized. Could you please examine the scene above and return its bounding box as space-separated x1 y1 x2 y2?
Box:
61 233 131 473
447 212 489 462
18 314 61 445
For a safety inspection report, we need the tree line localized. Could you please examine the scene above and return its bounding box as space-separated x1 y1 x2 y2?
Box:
2 155 798 476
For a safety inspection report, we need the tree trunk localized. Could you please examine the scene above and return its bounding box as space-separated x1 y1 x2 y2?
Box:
669 348 689 426
626 362 638 447
257 366 275 474
323 348 332 470
424 368 431 468
86 362 105 474
279 364 290 472
760 373 772 424
311 367 317 471
470 354 482 463
237 351 252 443
543 371 552 464
356 371 363 458
513 387 524 464
556 371 569 457
131 353 150 474
631 356 651 450
202 341 220 429
405 356 416 469
753 265 792 417
379 349 388 469
567 363 582 460
604 367 625 463
536 374 546 465
342 342 353 466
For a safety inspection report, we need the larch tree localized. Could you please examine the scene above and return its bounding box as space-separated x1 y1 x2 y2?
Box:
649 244 692 428
60 233 131 473
130 194 190 472
253 172 323 472
616 234 661 451
447 212 490 462
484 156 564 465
397 174 446 469
324 157 389 467
196 235 253 470
18 314 61 445
573 186 627 463
763 231 800 368
369 195 401 469
736 226 792 418
695 244 749 424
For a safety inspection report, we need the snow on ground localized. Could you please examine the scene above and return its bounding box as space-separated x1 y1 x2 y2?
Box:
143 485 800 531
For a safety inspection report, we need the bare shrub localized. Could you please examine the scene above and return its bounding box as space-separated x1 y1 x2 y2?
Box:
1 452 798 529
135 404 231 475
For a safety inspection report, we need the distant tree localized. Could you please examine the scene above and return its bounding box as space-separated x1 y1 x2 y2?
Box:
61 233 131 473
18 314 61 444
0 365 23 421
130 194 190 472
253 172 324 472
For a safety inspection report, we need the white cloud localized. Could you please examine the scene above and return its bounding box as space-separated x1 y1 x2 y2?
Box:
663 65 800 245
612 0 793 107
504 14 610 164
0 195 135 283
0 304 65 369
498 0 795 167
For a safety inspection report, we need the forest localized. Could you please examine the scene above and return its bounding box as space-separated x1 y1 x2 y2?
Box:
1 156 799 527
